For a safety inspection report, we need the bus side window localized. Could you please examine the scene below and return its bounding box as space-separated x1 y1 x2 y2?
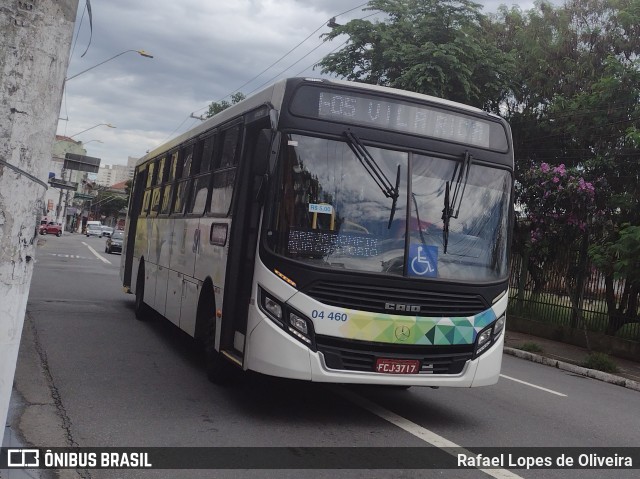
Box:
219 125 240 168
188 135 215 216
209 125 241 215
209 169 236 215
160 151 178 215
149 187 162 215
145 162 156 188
172 178 190 215
200 135 216 173
141 189 151 216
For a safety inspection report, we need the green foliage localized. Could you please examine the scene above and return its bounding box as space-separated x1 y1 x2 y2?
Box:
517 342 543 353
94 189 128 219
318 0 514 110
590 224 640 281
581 352 619 373
206 92 246 118
316 0 640 335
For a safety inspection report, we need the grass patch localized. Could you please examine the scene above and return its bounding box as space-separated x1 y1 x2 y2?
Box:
581 352 619 373
516 342 543 353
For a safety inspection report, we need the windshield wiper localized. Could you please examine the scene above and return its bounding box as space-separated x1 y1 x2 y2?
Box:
344 131 400 229
441 151 473 254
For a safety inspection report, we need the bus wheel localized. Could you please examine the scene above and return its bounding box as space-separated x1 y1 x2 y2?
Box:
134 264 149 321
200 291 232 384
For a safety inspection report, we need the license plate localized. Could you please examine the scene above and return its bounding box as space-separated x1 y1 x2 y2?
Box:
375 358 420 374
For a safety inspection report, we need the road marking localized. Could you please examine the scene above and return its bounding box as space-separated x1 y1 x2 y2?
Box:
500 374 567 397
82 242 111 264
336 387 524 479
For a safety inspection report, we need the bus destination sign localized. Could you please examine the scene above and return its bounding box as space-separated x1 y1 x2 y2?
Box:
290 86 508 151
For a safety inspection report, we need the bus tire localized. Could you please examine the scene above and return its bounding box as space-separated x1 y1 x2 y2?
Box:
200 289 232 385
134 263 149 321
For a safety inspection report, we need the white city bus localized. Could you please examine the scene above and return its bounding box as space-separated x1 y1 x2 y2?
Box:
121 77 513 387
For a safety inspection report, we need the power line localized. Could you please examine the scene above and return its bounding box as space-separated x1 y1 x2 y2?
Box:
193 1 370 113
160 2 374 145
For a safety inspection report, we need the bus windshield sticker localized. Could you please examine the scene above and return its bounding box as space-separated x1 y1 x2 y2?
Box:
407 244 438 277
308 203 333 215
287 140 298 146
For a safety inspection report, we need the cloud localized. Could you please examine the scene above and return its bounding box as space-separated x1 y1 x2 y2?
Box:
57 0 539 167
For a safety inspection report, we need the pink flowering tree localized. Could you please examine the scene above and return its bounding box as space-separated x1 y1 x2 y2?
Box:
514 162 604 331
516 162 600 252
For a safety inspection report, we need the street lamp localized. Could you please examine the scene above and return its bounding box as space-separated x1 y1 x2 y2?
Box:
65 49 154 82
70 123 116 138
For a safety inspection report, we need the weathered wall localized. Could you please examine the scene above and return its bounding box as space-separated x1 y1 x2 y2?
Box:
0 0 79 431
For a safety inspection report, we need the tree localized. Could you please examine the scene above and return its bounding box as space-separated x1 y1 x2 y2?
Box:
490 0 640 334
206 92 246 118
317 0 514 111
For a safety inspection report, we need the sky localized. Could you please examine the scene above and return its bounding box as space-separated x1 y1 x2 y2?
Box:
56 0 542 168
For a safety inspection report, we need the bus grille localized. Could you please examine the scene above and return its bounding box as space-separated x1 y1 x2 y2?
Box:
316 336 474 375
304 281 486 317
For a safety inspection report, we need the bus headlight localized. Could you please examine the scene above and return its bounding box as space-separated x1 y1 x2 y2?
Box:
288 311 312 345
258 287 315 348
259 287 283 326
474 314 506 357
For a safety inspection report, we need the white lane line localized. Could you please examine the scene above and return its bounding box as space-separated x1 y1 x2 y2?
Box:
500 374 567 397
336 387 524 479
82 242 111 264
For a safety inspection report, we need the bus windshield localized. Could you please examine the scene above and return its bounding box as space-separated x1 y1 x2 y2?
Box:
267 134 511 282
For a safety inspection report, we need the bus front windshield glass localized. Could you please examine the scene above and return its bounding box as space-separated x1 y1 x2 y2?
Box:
266 134 511 282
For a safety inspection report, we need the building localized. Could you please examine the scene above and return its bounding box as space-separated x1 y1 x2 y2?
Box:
95 156 137 187
43 136 87 226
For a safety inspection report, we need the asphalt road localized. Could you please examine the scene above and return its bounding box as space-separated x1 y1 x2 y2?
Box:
7 233 640 479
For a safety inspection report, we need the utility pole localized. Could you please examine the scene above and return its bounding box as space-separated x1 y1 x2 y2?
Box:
0 0 79 431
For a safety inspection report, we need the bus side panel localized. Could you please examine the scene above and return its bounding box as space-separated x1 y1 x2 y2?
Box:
133 217 149 265
179 277 200 337
168 216 200 333
168 217 199 278
165 269 182 325
151 217 174 320
193 217 232 307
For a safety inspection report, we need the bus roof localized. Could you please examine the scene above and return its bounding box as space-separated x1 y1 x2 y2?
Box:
135 77 502 168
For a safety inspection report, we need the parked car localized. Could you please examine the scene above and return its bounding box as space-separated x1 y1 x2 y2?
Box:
86 224 103 237
101 225 113 237
39 222 62 237
105 230 125 254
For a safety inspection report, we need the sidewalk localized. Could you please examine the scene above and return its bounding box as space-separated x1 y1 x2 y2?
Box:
504 330 640 391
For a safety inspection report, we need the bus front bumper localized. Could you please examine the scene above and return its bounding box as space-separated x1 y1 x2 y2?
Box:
246 315 504 388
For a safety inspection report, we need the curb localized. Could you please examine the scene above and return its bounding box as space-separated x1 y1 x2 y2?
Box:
503 347 640 392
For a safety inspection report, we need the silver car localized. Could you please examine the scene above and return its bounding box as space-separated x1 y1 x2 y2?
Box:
86 224 102 237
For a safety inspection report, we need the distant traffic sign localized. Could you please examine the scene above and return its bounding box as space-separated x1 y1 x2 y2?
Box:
64 153 101 173
48 178 78 190
74 193 94 200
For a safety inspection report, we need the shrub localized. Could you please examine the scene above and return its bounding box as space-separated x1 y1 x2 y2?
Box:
582 353 619 373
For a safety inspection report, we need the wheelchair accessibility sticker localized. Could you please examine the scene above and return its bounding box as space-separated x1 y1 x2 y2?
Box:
407 244 438 277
